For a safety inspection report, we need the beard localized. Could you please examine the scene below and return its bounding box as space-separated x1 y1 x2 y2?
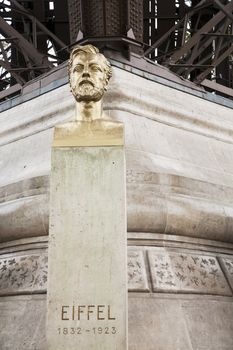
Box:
72 82 105 102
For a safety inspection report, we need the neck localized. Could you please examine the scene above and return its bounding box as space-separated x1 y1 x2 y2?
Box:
75 100 103 122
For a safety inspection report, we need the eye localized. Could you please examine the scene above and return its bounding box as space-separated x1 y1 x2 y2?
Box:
73 64 83 73
91 65 102 72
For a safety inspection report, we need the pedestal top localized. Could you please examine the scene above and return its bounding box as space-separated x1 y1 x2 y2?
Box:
52 119 124 147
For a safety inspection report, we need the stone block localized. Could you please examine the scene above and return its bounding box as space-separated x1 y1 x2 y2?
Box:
182 299 233 350
128 248 149 292
47 141 127 350
0 252 48 295
219 257 233 291
128 296 193 350
0 295 47 350
148 248 231 295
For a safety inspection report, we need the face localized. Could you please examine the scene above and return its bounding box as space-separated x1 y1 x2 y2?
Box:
70 52 107 102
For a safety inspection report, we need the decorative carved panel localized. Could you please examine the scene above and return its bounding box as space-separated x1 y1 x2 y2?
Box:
0 253 48 295
128 248 149 292
219 257 233 291
148 249 231 295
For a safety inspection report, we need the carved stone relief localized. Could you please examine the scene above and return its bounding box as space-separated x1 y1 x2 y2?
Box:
218 257 233 291
0 248 232 296
0 253 48 295
128 248 149 292
148 249 232 295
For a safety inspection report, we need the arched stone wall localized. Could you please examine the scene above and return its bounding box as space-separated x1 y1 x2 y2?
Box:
1 63 233 349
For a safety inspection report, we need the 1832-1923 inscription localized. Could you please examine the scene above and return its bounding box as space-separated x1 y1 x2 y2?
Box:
58 303 117 336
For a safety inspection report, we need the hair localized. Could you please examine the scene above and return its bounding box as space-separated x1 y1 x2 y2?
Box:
68 44 112 84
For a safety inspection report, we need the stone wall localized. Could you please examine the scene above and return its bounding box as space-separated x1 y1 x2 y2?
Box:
1 62 233 349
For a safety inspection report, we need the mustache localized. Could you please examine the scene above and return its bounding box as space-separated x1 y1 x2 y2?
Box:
78 79 95 87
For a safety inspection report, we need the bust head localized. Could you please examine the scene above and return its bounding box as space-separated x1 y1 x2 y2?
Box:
69 45 112 103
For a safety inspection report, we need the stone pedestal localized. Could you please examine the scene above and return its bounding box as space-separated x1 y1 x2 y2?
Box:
47 120 127 350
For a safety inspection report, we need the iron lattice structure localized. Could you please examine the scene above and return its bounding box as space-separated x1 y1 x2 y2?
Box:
0 0 233 98
143 0 233 90
0 0 69 91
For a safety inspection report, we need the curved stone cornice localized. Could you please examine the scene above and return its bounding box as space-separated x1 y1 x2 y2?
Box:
0 67 233 147
0 86 74 147
127 172 233 242
0 177 49 242
107 69 233 144
1 66 233 243
1 172 233 243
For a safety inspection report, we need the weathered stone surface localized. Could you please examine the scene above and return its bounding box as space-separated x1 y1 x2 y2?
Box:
1 67 233 243
219 257 233 290
129 296 233 350
128 296 193 350
1 246 233 297
47 145 127 350
0 295 47 350
0 129 51 242
128 248 149 292
1 292 233 350
1 62 233 350
0 252 48 295
127 170 233 241
0 194 49 242
182 299 233 350
1 247 149 295
148 248 231 295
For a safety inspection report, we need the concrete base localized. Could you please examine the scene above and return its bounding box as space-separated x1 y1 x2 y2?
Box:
47 128 127 350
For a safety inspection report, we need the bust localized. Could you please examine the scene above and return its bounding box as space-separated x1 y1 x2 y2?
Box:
53 45 123 147
69 44 112 121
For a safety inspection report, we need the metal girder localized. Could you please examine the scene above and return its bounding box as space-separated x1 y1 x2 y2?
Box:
175 17 232 76
214 0 233 22
0 58 26 85
144 15 185 57
143 0 213 58
0 0 69 91
195 44 233 83
0 17 52 68
201 78 233 97
143 0 233 93
0 0 232 98
165 1 233 65
10 0 68 51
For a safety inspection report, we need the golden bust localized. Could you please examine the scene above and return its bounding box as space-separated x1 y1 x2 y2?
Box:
69 44 112 121
53 45 123 147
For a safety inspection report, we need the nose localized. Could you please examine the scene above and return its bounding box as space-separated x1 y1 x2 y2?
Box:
82 66 90 78
82 72 90 78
